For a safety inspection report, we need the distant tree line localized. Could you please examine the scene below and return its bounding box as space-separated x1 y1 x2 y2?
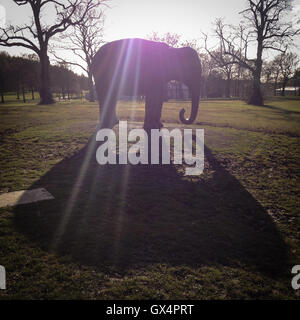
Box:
0 0 106 104
148 31 300 100
0 0 299 106
0 51 88 103
202 0 300 105
200 50 300 99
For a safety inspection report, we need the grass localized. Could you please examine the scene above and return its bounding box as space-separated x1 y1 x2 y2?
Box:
0 96 299 299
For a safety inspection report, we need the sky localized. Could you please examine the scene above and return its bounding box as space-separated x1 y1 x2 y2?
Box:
104 0 245 40
0 0 300 74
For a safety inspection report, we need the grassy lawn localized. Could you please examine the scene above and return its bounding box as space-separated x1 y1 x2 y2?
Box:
0 96 299 299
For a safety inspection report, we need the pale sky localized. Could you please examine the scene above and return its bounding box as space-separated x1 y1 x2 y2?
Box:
1 0 300 74
105 0 245 40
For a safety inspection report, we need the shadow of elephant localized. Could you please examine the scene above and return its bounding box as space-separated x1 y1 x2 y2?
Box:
13 131 288 277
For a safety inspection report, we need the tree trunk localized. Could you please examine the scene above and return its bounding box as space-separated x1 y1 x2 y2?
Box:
17 88 20 100
87 71 95 102
31 88 35 100
281 79 288 96
39 52 54 104
225 73 231 98
274 80 277 96
236 66 241 97
22 86 26 103
248 72 263 105
201 78 207 98
248 35 264 106
1 92 4 103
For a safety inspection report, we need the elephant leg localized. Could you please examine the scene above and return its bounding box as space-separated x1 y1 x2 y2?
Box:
98 88 118 129
144 92 164 164
144 91 164 130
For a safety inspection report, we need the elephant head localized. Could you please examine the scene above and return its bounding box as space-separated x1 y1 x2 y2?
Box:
166 46 202 125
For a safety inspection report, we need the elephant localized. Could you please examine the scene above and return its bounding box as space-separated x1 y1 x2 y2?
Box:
91 38 202 130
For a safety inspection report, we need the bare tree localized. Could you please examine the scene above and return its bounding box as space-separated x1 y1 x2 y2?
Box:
51 4 105 102
290 68 300 95
204 0 300 105
198 52 216 98
263 59 278 94
265 51 299 95
0 0 105 104
264 56 283 94
204 20 254 97
0 52 10 103
205 48 236 98
147 32 182 48
180 39 201 52
276 52 299 95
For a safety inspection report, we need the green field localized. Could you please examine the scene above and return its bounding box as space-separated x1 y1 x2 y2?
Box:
0 97 299 299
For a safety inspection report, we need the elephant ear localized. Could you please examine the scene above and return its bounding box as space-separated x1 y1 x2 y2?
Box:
165 46 181 80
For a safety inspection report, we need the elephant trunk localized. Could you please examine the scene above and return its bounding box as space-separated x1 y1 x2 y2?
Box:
179 89 199 125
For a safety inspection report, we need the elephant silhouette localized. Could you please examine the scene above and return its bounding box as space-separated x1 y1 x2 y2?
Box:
91 38 202 130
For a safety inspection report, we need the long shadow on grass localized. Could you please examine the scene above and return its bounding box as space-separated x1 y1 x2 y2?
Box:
13 132 287 276
261 104 300 115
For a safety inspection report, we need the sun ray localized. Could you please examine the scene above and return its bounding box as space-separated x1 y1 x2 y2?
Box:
51 40 145 256
50 134 98 251
98 40 127 127
110 39 144 261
